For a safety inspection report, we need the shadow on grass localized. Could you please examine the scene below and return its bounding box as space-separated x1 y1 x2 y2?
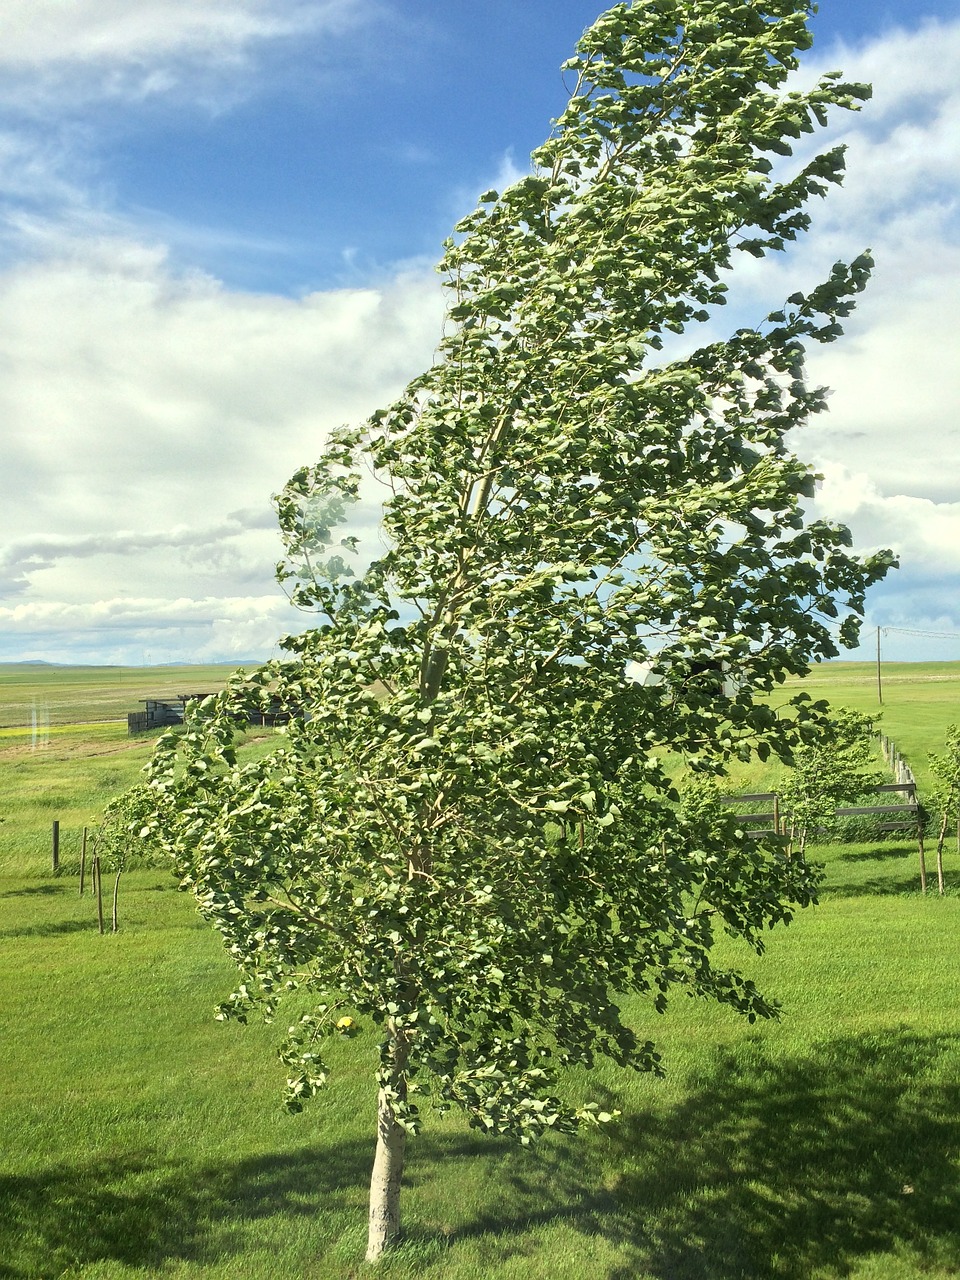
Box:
0 919 98 939
425 1029 960 1279
821 871 958 899
3 1032 960 1278
838 846 914 863
0 1142 374 1278
0 885 65 899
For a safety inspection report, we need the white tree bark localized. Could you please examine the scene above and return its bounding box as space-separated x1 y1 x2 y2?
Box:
365 1033 408 1263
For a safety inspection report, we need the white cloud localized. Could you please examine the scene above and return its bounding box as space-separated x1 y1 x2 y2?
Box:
2 14 960 664
814 466 960 579
730 19 960 652
0 232 443 659
0 0 375 114
0 1 363 67
0 594 303 664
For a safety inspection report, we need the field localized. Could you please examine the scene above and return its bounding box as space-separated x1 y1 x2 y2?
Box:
0 662 241 731
1 662 960 1278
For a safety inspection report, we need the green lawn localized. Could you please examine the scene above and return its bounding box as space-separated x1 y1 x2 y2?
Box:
779 661 960 793
1 841 958 1279
2 662 960 1277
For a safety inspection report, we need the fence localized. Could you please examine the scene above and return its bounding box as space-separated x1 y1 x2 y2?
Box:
720 792 781 836
879 734 917 788
726 733 923 840
835 781 920 837
724 730 931 890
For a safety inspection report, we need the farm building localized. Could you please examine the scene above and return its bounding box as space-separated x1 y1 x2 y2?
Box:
127 694 210 735
625 658 739 698
127 693 292 735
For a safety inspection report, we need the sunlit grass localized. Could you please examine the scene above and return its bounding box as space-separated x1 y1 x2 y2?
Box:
0 662 241 728
2 667 960 1275
779 661 960 792
2 836 959 1278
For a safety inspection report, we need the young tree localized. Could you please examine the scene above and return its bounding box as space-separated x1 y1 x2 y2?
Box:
778 706 884 854
929 724 960 896
142 0 895 1261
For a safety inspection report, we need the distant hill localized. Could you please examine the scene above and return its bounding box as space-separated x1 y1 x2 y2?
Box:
0 659 263 669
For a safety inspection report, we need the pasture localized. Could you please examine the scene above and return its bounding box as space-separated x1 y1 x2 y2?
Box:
1 661 959 1278
0 662 240 731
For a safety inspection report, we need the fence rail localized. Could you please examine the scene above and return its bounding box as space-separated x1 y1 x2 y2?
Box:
723 785 923 843
724 731 930 888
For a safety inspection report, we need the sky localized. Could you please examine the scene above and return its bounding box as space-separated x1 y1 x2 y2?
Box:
0 0 958 668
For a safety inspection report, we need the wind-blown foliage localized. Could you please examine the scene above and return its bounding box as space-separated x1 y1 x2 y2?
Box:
141 0 895 1259
779 707 884 853
929 724 960 895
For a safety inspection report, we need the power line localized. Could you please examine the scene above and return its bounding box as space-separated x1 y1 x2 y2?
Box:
874 623 960 705
880 626 960 642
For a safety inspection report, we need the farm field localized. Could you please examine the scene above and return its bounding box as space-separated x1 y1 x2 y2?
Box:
781 661 960 794
1 661 959 1277
0 662 243 730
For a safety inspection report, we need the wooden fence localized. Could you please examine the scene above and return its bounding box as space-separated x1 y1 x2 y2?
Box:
720 791 781 836
879 734 917 789
722 786 923 846
723 730 933 889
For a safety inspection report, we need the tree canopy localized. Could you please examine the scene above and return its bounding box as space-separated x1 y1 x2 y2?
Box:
141 0 895 1260
780 707 884 854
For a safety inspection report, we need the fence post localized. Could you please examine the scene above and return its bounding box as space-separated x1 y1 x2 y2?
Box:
52 821 60 874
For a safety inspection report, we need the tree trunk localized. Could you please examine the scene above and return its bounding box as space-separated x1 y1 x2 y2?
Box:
112 869 122 932
365 1031 408 1263
935 811 948 897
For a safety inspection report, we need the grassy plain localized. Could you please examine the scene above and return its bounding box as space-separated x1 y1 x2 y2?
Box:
0 662 242 730
779 661 960 793
1 661 959 1277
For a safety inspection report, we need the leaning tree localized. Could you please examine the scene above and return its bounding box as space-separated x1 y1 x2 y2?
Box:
142 0 894 1261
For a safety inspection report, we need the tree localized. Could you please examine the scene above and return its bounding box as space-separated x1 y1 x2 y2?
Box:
92 784 166 932
141 1 895 1262
929 724 960 896
778 706 884 854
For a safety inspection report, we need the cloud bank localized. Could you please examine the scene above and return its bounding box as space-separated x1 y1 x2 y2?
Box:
0 10 958 665
0 237 443 661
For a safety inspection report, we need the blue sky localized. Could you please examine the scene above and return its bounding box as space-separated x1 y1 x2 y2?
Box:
0 0 959 666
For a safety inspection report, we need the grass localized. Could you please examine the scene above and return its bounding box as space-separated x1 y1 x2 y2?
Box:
0 723 155 876
2 660 960 1276
0 662 241 729
779 661 960 794
1 845 958 1278
0 721 276 879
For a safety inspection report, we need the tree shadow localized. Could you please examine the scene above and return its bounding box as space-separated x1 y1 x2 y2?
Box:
838 847 914 863
821 873 930 899
0 919 96 939
0 1142 374 1278
0 885 64 899
5 1032 960 1278
436 1029 960 1279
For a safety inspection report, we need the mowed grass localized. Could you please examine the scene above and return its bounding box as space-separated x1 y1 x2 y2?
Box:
2 661 960 1277
2 847 959 1279
0 724 156 876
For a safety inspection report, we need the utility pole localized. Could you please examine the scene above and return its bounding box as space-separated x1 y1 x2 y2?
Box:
876 626 883 705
